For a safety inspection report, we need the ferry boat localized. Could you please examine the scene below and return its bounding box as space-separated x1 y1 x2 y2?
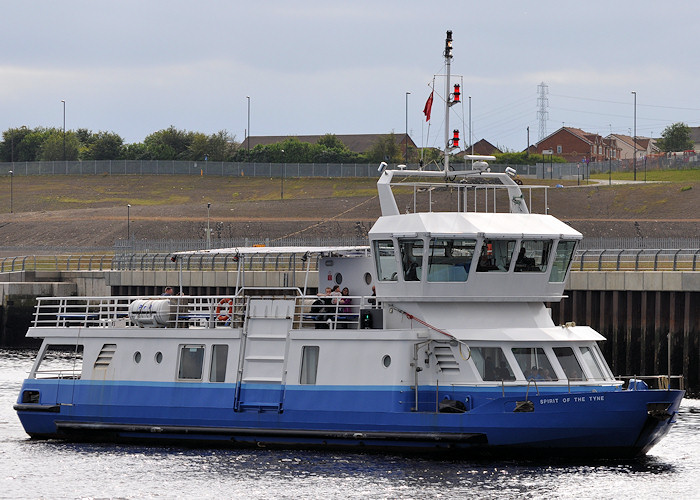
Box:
14 32 683 458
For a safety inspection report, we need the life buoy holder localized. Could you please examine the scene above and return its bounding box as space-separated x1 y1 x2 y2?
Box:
216 298 233 321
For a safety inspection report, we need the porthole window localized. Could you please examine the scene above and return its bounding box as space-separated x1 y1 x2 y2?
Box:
335 272 343 284
382 355 391 368
155 352 163 364
364 272 372 285
134 351 142 364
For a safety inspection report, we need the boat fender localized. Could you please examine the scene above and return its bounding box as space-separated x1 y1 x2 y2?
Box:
216 298 233 321
627 378 649 391
439 397 466 413
514 400 534 413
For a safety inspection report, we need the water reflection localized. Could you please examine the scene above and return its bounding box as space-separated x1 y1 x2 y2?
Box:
1 349 698 499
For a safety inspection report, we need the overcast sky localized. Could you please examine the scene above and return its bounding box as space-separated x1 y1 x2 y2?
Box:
2 1 699 152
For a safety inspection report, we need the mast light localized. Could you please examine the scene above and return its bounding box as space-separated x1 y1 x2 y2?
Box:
444 30 453 59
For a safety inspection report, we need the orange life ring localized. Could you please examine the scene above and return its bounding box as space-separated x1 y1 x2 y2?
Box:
216 298 233 321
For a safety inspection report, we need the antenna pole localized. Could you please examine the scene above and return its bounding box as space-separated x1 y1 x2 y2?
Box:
444 30 452 173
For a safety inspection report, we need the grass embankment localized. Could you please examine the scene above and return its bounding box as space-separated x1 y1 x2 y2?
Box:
0 175 380 213
590 168 700 183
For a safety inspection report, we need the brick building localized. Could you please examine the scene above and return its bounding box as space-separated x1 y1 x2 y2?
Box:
536 127 621 162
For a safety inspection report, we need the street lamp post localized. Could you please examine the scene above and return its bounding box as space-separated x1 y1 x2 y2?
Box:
127 204 131 241
9 170 13 213
469 95 473 157
206 202 211 249
280 150 285 200
405 92 410 163
61 100 66 161
632 91 637 181
246 96 251 159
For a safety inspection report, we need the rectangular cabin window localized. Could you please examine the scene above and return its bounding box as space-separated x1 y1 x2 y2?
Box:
427 238 476 282
32 344 84 380
178 345 205 380
399 238 424 281
209 344 229 383
580 346 606 380
476 239 515 272
373 240 398 282
300 346 320 385
553 347 586 381
511 347 558 381
549 240 577 282
471 347 515 381
515 240 553 273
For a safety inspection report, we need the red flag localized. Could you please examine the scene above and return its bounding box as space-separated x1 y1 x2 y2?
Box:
423 91 434 122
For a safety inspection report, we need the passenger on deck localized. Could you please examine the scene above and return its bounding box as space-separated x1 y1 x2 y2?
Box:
312 287 333 329
340 287 351 312
338 287 353 328
330 285 342 304
162 287 174 296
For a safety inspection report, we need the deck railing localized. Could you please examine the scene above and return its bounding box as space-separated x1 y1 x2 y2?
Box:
3 249 699 274
31 293 377 331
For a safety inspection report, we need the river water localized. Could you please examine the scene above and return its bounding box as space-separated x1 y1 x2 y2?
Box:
1 348 699 499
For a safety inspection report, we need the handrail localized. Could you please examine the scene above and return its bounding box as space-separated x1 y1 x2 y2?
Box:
30 292 372 331
0 248 699 273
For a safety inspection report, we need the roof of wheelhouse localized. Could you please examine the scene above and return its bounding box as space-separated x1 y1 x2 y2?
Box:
369 212 582 239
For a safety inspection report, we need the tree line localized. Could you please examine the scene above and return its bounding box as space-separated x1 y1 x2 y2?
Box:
0 126 439 164
3 122 687 165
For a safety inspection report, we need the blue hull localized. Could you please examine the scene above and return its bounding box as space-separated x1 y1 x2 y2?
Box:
15 380 684 458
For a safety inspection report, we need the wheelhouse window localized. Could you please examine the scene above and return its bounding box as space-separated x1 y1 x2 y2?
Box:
476 239 515 272
515 240 553 272
580 346 606 380
549 240 577 282
300 346 320 385
471 347 515 381
427 238 476 282
209 344 228 383
373 240 398 282
399 238 423 281
554 347 586 381
512 347 558 381
178 345 205 380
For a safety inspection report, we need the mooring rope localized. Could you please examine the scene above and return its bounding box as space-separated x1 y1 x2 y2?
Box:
391 304 471 361
271 194 377 241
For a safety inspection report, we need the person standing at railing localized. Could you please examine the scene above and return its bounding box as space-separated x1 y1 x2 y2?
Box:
340 287 352 313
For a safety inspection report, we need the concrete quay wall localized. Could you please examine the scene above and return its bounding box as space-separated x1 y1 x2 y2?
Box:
551 271 700 396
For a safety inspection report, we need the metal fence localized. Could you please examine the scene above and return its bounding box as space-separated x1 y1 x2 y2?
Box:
578 237 700 250
1 159 696 179
2 249 699 274
575 248 700 271
0 160 381 178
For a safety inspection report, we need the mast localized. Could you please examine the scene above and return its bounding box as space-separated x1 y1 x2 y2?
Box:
444 30 453 172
